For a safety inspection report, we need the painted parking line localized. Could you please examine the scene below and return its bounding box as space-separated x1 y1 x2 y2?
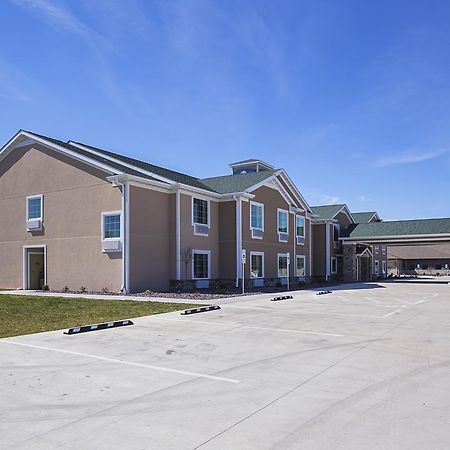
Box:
383 309 402 318
0 340 240 384
159 317 345 337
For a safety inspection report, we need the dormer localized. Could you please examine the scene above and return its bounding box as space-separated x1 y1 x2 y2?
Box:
229 159 274 175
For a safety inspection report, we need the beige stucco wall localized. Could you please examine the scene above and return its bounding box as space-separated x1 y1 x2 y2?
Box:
179 193 220 280
0 144 122 291
241 186 311 279
128 185 173 292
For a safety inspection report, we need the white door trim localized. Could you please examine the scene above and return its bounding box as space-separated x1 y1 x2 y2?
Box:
23 245 47 290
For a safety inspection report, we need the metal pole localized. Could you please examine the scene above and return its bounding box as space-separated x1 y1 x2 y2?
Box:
242 260 245 295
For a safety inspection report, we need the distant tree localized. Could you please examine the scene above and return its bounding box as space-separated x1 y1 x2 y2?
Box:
180 247 192 288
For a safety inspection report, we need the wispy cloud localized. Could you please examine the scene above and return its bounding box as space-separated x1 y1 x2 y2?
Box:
320 194 340 204
376 149 449 167
356 194 371 202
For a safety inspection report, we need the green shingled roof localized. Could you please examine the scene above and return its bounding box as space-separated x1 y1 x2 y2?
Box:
201 170 275 194
352 212 378 223
342 218 450 238
311 204 347 220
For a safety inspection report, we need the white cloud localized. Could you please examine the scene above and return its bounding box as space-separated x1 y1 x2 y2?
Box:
320 194 340 204
356 194 371 202
376 149 449 167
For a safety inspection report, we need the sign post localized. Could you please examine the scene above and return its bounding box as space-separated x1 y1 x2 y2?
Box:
241 249 246 295
287 252 290 291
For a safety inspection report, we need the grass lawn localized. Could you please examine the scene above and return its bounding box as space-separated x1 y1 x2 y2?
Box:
0 295 198 339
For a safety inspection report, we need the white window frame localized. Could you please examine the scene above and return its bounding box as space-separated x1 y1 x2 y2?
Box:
277 208 289 240
192 197 210 228
331 256 337 274
295 215 305 238
296 255 306 277
250 201 264 234
26 194 43 221
192 249 211 280
101 211 122 241
374 245 380 255
277 253 289 278
382 260 387 274
374 260 380 274
333 224 340 243
250 251 264 278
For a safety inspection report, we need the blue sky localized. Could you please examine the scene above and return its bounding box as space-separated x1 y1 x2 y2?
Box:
1 0 449 220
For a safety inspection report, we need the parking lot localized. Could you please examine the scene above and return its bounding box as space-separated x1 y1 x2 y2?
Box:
1 281 450 450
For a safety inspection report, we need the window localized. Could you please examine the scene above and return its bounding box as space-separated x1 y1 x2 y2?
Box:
102 212 121 239
296 216 305 238
374 260 379 274
331 257 337 274
250 252 264 278
250 202 264 238
333 224 340 242
277 209 289 241
296 255 306 277
192 198 209 226
374 245 380 255
278 253 288 277
382 261 387 274
27 195 43 220
192 250 210 279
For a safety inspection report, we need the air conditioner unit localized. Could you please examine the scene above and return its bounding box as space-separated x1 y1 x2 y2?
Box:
27 218 42 231
194 224 209 236
279 232 288 242
252 228 263 239
102 240 122 253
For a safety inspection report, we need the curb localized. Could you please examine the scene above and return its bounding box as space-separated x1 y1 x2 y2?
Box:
181 305 221 315
64 319 134 335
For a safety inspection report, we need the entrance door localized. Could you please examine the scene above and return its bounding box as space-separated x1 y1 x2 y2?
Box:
26 250 45 289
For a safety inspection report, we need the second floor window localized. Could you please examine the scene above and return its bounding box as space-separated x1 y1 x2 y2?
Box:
193 198 208 225
296 216 305 238
103 213 121 239
27 195 43 220
278 209 288 233
250 202 264 230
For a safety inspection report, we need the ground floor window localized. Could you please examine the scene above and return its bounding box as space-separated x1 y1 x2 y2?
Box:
278 253 288 277
331 257 337 274
250 252 264 278
296 255 306 277
382 260 387 274
374 260 379 274
192 250 210 279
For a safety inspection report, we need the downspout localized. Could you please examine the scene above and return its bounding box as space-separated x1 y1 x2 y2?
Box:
233 195 242 287
124 181 130 293
175 186 181 281
325 221 331 281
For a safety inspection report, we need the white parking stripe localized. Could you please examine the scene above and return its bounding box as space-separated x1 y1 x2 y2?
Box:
383 309 402 318
1 340 240 384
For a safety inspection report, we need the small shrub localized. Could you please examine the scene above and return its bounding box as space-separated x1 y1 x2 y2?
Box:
101 287 109 294
80 286 87 293
144 289 152 296
42 284 49 291
62 285 70 293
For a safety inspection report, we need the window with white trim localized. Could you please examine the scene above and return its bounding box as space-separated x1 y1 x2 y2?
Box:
296 216 305 238
331 256 337 274
374 260 380 274
374 245 380 255
192 250 210 279
250 252 264 278
382 260 387 274
296 255 306 277
278 253 288 277
102 212 121 239
250 201 264 238
333 224 340 243
277 209 288 242
27 195 43 220
192 198 209 226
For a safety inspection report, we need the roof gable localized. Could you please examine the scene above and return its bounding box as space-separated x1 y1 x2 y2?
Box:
311 204 355 223
352 211 380 223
